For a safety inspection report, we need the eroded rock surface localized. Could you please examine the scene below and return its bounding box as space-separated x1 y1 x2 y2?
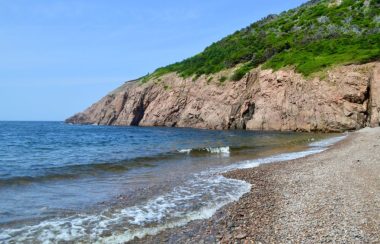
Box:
66 63 380 132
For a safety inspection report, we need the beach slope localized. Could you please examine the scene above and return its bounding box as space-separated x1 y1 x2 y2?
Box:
135 127 380 243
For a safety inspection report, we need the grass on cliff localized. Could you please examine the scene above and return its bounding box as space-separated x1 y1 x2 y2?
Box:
264 34 380 75
141 0 379 82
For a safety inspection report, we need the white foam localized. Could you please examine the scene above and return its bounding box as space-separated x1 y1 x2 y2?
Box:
178 149 192 153
178 146 230 155
0 135 346 243
0 175 250 243
215 134 346 173
309 135 347 147
207 146 230 155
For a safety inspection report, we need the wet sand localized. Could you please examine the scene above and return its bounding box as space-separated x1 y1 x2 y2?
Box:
132 127 380 243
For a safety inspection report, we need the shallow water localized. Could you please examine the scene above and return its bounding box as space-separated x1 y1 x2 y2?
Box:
0 121 343 242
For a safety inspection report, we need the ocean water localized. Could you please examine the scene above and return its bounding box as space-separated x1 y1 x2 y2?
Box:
0 121 344 242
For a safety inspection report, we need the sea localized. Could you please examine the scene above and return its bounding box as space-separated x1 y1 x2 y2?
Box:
0 121 345 243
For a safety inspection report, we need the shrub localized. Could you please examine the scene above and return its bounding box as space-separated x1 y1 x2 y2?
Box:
231 63 254 81
147 0 379 78
219 76 227 83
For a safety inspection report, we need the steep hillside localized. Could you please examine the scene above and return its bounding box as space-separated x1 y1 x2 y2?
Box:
149 0 379 79
67 0 380 132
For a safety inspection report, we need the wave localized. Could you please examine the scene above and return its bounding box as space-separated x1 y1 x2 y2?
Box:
0 158 158 187
309 134 347 147
178 146 230 155
216 134 347 173
0 146 233 187
0 135 347 243
0 175 250 243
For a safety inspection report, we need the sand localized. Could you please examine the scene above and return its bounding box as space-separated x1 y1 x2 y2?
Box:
132 127 380 243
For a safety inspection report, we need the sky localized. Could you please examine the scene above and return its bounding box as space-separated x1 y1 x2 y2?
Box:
0 0 308 121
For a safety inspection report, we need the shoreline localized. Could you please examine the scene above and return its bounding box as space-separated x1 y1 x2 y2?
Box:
133 127 380 243
0 128 340 243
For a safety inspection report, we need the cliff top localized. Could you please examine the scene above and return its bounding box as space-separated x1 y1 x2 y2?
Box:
142 0 379 82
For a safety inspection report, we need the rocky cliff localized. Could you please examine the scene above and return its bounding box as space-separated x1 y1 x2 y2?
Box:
66 62 380 132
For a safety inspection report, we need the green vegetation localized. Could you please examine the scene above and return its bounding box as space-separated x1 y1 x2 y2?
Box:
264 34 380 75
140 73 150 83
219 76 227 83
145 0 379 81
231 63 255 80
207 76 213 83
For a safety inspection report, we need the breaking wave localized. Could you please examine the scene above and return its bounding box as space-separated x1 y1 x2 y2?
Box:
0 135 346 243
178 146 230 155
0 175 250 243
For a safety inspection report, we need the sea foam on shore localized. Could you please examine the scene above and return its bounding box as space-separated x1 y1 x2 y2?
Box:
0 134 346 243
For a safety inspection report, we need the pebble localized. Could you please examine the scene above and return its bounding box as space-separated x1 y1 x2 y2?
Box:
131 128 380 243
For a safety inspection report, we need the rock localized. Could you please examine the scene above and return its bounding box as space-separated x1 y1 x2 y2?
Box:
369 63 380 127
66 62 380 132
235 232 248 239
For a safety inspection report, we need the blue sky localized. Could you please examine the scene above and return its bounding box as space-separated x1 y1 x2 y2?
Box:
0 0 307 121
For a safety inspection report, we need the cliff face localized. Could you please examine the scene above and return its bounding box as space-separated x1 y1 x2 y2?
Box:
66 62 380 132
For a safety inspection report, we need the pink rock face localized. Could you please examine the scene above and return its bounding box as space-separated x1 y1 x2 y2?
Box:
66 62 380 132
369 63 380 127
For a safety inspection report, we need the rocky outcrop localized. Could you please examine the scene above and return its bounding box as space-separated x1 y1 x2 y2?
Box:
369 63 380 127
66 62 380 132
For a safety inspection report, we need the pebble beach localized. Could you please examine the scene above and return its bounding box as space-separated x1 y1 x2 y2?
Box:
135 127 380 243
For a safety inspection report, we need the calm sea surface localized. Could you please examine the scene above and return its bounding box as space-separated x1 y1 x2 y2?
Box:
0 121 343 242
